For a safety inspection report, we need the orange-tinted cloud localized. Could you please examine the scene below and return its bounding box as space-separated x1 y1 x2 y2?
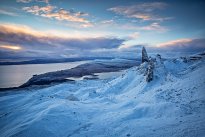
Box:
0 23 125 59
23 5 54 15
0 23 99 39
22 5 92 27
158 39 193 47
0 23 124 50
43 9 89 23
0 23 47 38
0 45 22 50
152 38 205 53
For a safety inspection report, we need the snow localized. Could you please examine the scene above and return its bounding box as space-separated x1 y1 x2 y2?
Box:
0 53 205 137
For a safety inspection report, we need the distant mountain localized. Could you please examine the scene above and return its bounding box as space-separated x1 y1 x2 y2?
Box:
0 57 139 65
0 57 111 65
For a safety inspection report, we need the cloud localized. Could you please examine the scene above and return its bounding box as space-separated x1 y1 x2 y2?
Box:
108 2 171 21
0 23 124 59
0 23 47 37
42 9 89 23
129 32 140 39
0 24 204 59
22 5 55 15
114 22 168 33
156 38 205 52
0 9 19 16
36 0 49 3
140 22 168 32
158 39 193 47
17 0 49 3
125 38 205 55
16 0 32 3
119 38 205 55
0 45 22 50
22 5 92 27
101 20 114 24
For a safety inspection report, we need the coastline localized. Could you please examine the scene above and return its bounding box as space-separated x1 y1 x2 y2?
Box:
0 59 140 91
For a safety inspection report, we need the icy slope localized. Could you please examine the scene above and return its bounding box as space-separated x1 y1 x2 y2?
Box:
0 53 205 137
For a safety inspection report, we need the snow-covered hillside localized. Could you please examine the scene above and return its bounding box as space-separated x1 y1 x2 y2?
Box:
0 53 205 137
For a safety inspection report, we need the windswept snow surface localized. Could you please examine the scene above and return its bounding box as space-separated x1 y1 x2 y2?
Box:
0 54 205 137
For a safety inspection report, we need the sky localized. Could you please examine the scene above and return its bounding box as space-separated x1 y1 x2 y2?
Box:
0 0 205 60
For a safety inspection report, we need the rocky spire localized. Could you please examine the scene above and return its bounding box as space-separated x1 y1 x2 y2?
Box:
142 47 149 63
141 47 154 82
146 59 154 82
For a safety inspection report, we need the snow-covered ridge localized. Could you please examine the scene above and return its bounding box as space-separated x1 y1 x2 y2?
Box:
0 52 205 137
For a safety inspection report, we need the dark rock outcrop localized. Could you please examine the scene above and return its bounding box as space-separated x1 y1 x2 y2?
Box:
141 47 154 82
142 47 149 63
146 59 154 82
66 94 79 101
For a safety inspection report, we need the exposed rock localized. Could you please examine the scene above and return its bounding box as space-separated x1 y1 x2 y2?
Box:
155 54 163 65
156 54 161 59
180 57 188 63
142 47 149 63
189 56 202 61
141 47 154 82
66 94 79 101
146 59 154 82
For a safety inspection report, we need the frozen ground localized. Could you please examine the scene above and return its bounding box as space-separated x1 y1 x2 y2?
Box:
0 53 205 137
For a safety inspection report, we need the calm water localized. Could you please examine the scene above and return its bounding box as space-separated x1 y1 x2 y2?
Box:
68 71 124 81
0 61 89 88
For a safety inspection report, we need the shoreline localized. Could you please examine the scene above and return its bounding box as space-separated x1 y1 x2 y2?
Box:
0 59 140 91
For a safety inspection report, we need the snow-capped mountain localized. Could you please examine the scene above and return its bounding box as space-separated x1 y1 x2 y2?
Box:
0 52 205 137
